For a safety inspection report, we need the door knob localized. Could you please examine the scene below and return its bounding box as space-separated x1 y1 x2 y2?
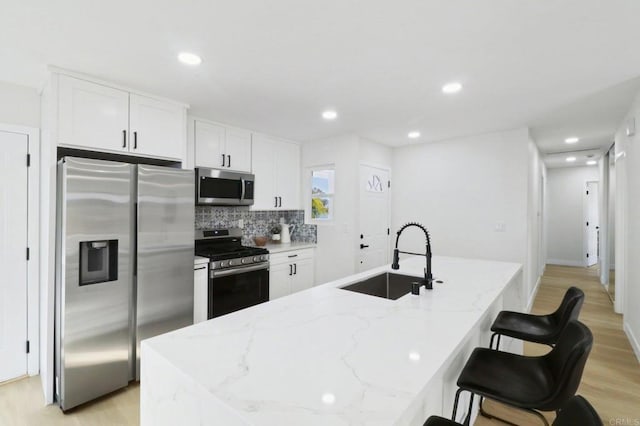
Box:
360 244 369 249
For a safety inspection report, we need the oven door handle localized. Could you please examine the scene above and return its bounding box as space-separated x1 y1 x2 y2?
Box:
210 262 269 278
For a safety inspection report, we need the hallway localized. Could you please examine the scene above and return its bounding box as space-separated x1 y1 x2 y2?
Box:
477 264 640 425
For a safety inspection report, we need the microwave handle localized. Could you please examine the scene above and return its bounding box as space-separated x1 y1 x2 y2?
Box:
240 178 245 200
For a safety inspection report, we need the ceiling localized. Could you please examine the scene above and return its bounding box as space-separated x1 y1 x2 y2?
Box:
2 1 640 149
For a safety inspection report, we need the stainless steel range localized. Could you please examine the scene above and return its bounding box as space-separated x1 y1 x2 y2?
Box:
195 228 269 318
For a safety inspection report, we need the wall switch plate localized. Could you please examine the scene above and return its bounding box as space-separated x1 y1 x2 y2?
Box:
626 117 636 137
494 222 506 232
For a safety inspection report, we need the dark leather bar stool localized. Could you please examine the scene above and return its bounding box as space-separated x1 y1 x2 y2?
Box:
490 286 584 350
453 320 593 426
423 394 601 426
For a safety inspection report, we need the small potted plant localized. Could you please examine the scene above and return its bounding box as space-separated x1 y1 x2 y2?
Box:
271 225 281 242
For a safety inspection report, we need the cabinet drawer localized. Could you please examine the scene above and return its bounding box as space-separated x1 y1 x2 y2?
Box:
270 248 314 265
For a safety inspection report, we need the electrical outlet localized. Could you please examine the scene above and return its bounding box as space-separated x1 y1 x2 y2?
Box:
494 222 506 232
238 219 244 229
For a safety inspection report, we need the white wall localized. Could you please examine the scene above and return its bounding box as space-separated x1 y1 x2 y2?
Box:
391 128 533 298
302 136 393 285
0 80 40 127
546 166 599 267
614 91 640 361
526 136 547 304
302 135 360 284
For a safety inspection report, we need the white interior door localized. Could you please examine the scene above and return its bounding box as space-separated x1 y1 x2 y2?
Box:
0 131 29 382
358 165 390 272
586 181 600 267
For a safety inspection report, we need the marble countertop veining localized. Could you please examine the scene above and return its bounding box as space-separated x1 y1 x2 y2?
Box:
142 255 522 426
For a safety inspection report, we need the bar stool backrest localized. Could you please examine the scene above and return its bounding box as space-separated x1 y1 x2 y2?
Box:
550 287 585 339
542 320 593 411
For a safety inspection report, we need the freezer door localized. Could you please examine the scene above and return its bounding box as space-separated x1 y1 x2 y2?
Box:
56 157 132 410
136 165 194 379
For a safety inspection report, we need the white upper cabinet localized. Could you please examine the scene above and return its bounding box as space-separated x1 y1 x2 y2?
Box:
57 74 187 160
194 121 226 168
224 127 252 172
58 75 130 153
275 140 301 210
252 135 277 208
194 120 252 172
252 134 301 210
129 94 185 160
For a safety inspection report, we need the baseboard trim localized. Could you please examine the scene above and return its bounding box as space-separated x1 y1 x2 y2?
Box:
547 259 584 267
623 321 640 365
526 276 542 313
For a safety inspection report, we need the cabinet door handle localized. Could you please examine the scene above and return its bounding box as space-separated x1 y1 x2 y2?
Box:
227 155 231 168
122 130 127 148
360 244 369 249
288 254 298 258
275 196 278 208
133 131 138 149
293 263 297 275
289 264 293 276
221 154 226 167
278 196 282 208
194 266 207 271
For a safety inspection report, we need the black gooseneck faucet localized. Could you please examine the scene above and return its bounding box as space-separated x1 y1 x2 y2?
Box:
391 222 433 290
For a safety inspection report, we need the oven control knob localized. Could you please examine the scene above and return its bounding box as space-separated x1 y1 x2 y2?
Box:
261 255 267 261
228 260 235 266
241 258 247 264
220 261 227 267
253 256 258 262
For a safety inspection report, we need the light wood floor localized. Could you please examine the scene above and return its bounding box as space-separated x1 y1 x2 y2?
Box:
1 265 638 425
0 376 139 425
476 264 640 425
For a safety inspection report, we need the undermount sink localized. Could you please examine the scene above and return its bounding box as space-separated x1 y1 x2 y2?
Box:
340 272 423 300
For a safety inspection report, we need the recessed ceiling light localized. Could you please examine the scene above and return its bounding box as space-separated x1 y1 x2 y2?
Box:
566 156 577 162
586 160 597 166
408 131 421 139
178 52 202 66
321 393 336 405
565 137 579 144
442 82 463 94
322 110 337 120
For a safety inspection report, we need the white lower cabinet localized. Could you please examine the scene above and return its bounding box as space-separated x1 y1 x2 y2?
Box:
194 258 209 324
269 248 315 300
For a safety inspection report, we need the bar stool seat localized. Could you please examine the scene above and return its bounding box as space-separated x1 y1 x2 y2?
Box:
490 286 584 349
491 310 557 345
457 347 553 407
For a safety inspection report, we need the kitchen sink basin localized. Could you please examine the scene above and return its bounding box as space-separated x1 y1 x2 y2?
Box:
340 272 423 300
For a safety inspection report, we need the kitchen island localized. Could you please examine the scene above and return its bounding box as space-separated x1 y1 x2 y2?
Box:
141 256 523 426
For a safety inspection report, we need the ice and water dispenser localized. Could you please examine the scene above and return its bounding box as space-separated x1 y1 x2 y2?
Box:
79 240 118 285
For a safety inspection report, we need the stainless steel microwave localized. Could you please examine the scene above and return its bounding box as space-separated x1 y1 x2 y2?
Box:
196 168 255 206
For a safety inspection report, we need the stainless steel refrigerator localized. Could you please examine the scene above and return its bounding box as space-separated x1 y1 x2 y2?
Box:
55 157 194 411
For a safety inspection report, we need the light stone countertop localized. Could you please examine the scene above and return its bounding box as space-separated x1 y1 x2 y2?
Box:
141 255 522 426
260 241 317 254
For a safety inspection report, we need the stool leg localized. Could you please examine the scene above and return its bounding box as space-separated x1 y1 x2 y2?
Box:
451 388 463 421
463 393 475 426
489 333 497 349
496 334 502 350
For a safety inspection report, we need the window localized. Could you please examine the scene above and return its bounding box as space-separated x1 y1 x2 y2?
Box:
311 169 335 221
